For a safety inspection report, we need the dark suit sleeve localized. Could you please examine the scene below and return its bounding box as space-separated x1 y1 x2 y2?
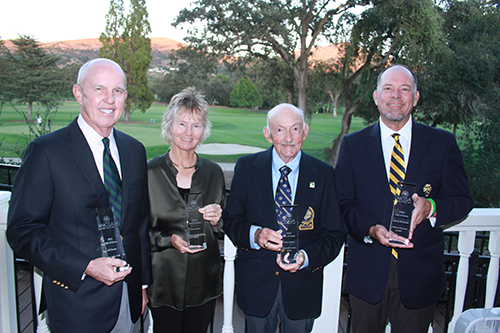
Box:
300 164 345 271
335 136 380 242
431 133 474 228
223 159 252 249
7 140 91 291
137 148 153 285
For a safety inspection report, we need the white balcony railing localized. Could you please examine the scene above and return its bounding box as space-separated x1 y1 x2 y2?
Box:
445 208 500 333
1 188 499 333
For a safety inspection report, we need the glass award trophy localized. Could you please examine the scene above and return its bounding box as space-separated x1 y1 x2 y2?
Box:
389 182 417 245
280 205 299 264
185 193 207 250
96 207 127 261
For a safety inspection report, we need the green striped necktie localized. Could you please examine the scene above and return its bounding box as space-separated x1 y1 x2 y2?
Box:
102 137 123 226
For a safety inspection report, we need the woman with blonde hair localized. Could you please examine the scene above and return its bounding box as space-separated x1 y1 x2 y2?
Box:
147 87 225 333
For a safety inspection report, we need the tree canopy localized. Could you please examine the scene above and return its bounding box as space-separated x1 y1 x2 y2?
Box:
230 76 263 111
0 35 65 120
173 0 372 114
100 0 155 121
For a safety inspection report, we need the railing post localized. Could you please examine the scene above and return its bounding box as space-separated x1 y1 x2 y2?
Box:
445 208 500 332
222 235 236 333
0 191 17 333
311 244 345 333
33 267 50 333
485 230 499 308
448 230 476 332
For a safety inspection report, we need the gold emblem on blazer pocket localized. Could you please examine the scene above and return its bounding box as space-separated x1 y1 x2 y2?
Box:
299 207 314 230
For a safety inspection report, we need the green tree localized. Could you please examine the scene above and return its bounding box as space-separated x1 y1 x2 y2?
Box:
99 0 126 61
0 38 9 112
1 35 64 120
100 0 155 121
174 0 372 115
327 0 445 165
121 0 155 120
230 76 263 113
206 74 233 106
418 0 499 134
152 45 220 103
425 0 500 207
60 63 82 100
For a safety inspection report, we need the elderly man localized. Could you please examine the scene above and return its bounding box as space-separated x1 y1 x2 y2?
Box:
224 103 345 333
335 65 473 333
7 58 152 333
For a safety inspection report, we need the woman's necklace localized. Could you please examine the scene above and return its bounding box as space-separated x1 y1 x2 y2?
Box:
171 160 196 169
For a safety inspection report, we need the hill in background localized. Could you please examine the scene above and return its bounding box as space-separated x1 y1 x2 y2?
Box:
4 37 185 69
3 37 340 69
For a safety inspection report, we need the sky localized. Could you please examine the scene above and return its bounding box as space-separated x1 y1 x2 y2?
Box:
1 0 193 43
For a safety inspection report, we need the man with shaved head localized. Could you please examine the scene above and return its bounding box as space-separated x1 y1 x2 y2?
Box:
7 58 152 333
335 65 473 332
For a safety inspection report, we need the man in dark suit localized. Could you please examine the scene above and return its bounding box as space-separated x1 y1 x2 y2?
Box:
335 65 474 333
7 58 152 333
224 103 345 333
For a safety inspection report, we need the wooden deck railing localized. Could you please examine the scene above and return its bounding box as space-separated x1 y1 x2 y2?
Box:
1 188 499 333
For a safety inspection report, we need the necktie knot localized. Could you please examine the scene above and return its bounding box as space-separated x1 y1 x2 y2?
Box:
392 133 400 142
280 166 291 176
102 138 111 155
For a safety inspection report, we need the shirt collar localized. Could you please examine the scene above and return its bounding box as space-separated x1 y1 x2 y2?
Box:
77 115 116 148
271 147 301 174
379 115 412 141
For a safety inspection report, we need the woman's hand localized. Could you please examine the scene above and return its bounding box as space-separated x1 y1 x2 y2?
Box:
171 234 205 254
199 204 222 226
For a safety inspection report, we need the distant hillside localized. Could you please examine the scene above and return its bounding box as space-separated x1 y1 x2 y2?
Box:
3 37 341 68
4 37 186 68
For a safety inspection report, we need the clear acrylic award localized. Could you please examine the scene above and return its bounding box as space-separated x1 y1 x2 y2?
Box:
280 205 299 264
389 182 417 245
185 193 207 250
96 207 126 261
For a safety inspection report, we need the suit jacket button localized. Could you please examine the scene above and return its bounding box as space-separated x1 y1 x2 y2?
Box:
275 271 279 276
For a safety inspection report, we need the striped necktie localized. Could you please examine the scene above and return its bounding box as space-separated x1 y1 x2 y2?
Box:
389 133 406 198
389 133 405 259
102 138 122 226
275 166 292 233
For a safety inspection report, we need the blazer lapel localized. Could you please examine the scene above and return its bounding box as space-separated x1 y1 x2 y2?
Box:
252 147 276 228
406 120 425 178
367 123 394 202
65 119 109 209
294 153 318 222
115 131 130 227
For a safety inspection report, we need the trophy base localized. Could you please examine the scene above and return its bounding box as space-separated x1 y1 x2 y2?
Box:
188 243 207 250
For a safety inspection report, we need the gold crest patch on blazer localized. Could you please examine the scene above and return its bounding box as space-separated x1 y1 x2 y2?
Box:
299 207 314 230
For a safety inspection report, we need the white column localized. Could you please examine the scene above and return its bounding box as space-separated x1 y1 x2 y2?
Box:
0 191 17 333
447 230 476 333
485 230 499 308
33 267 50 333
222 235 236 333
311 244 344 333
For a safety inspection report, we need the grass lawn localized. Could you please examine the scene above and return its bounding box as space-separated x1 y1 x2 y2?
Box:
0 101 370 163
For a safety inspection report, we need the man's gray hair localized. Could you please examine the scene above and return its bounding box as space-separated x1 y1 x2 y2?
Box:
266 103 306 133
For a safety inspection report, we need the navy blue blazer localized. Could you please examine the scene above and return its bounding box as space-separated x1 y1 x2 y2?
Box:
335 120 473 309
7 118 152 333
224 147 345 320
